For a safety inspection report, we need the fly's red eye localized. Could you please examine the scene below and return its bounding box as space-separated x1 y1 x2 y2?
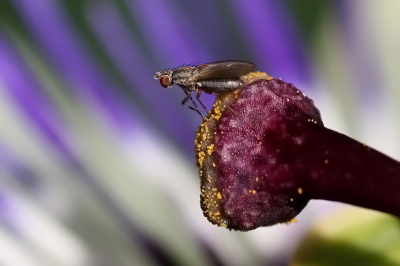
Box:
160 75 171 88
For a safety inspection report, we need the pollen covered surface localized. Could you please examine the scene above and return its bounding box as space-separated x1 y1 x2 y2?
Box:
195 72 273 229
196 75 323 231
195 90 242 228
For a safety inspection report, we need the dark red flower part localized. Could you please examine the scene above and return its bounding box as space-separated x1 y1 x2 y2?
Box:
195 74 400 231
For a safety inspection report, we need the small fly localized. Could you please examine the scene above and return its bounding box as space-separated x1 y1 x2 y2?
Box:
154 60 256 119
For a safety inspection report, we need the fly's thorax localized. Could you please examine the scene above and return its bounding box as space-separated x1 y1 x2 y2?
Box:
171 67 200 86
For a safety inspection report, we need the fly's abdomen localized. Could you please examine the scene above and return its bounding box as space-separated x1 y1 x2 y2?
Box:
198 79 243 93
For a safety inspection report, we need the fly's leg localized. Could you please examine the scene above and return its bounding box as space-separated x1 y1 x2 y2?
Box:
196 91 209 113
181 88 205 120
181 89 199 110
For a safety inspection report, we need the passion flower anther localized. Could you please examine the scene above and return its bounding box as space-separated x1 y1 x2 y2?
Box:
195 72 400 231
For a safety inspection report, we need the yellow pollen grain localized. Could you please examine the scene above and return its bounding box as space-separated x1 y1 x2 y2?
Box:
286 218 298 225
207 144 215 155
298 188 303 194
217 192 222 199
241 71 272 83
198 151 205 167
251 190 256 195
212 163 216 167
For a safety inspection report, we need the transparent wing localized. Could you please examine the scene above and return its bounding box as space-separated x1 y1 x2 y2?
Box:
187 60 255 82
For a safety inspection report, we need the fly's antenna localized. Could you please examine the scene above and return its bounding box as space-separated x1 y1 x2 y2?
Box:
154 72 161 79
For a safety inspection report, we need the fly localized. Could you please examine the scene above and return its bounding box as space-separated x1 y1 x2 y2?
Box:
154 60 256 119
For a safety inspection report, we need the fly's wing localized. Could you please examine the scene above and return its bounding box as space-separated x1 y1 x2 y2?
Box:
186 60 255 82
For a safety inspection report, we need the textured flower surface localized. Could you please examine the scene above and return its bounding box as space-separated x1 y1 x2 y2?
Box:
0 0 400 265
197 76 400 231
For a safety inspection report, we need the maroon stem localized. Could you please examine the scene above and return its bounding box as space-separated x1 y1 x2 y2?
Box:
298 123 400 216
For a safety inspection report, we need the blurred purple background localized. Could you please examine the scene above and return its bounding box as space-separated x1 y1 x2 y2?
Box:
0 0 399 265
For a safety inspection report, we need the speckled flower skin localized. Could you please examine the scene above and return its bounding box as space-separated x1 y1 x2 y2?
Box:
195 76 322 231
196 76 400 231
214 79 322 231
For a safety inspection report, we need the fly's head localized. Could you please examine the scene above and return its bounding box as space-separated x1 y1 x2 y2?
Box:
154 70 174 88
